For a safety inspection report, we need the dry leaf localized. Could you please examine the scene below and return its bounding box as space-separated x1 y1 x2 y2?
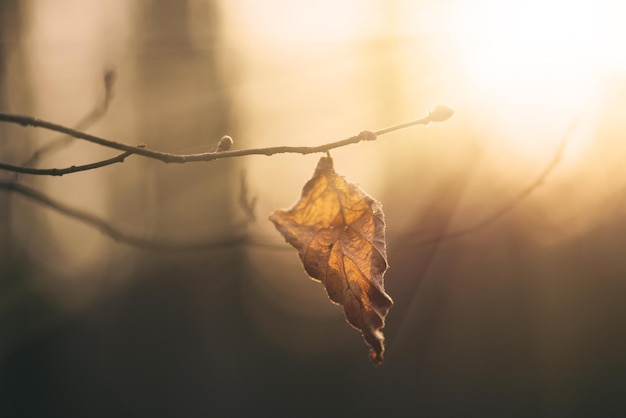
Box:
270 156 393 365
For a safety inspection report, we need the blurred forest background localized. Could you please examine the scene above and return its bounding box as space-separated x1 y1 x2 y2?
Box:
2 0 626 416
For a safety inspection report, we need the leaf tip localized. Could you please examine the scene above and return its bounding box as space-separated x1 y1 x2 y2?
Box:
370 349 384 366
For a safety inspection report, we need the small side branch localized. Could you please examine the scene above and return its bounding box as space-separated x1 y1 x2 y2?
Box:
0 151 133 176
19 69 116 168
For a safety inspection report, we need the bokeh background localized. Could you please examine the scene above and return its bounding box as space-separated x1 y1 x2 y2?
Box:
2 0 626 416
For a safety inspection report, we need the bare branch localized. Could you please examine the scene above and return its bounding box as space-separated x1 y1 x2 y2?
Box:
0 105 453 166
0 104 454 251
415 115 581 246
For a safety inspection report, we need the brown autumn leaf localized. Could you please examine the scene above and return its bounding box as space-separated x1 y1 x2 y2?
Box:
269 156 393 365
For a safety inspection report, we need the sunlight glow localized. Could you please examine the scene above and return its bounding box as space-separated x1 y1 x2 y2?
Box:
447 0 626 159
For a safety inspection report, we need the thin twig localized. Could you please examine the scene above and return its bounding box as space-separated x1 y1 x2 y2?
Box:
416 115 581 246
0 105 453 168
0 180 246 251
1 151 133 176
19 69 116 169
238 169 257 223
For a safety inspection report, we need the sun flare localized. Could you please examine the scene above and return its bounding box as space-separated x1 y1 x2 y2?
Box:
446 0 626 159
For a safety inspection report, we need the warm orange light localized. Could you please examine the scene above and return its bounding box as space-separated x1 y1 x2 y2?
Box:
446 0 626 160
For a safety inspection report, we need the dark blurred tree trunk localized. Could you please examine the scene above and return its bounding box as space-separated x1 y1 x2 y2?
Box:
0 2 251 417
0 1 29 270
0 0 44 364
82 1 248 415
131 0 234 240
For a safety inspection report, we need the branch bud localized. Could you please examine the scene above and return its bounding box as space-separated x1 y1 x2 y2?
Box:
216 135 233 152
428 105 454 123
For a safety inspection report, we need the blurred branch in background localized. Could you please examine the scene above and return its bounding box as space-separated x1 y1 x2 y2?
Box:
238 170 257 223
413 114 581 246
0 180 248 251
